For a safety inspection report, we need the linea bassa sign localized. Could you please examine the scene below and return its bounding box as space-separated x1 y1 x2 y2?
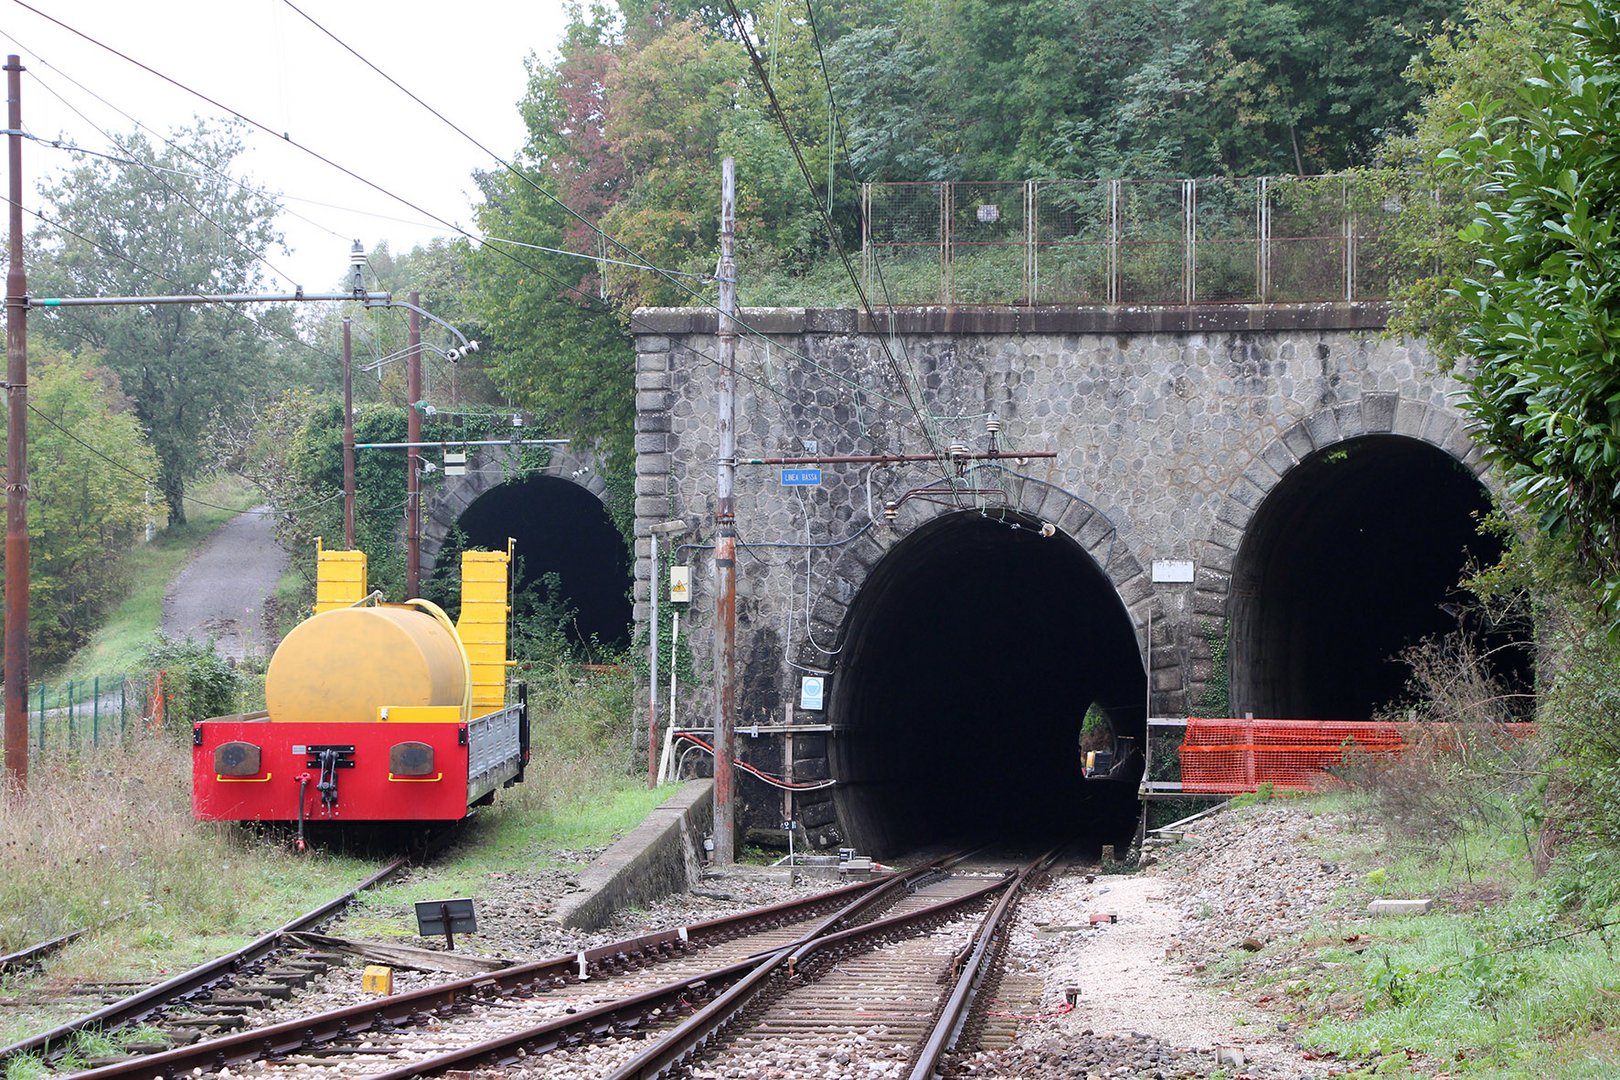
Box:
780 468 822 486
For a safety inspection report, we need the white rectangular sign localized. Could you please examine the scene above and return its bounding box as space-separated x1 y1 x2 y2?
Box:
1151 559 1195 583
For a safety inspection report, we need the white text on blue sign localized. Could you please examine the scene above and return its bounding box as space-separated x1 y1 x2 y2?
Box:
781 468 822 486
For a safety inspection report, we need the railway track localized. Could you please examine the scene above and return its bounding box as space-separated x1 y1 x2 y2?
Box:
53 867 906 1078
0 856 413 1072
56 850 1063 1080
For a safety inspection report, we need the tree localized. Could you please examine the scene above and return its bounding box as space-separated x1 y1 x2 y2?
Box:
28 121 290 525
0 350 165 667
1446 0 1620 627
1375 0 1563 350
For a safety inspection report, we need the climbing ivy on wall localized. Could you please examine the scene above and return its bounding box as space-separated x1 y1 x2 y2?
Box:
1199 621 1231 716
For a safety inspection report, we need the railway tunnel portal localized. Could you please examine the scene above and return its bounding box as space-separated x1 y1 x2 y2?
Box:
421 445 632 651
827 510 1146 856
623 303 1527 853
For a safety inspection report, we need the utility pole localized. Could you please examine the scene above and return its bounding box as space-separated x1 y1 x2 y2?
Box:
406 291 421 596
712 157 738 865
342 316 355 549
4 55 28 790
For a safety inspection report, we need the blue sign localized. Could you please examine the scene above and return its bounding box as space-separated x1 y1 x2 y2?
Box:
780 468 822 486
800 676 825 711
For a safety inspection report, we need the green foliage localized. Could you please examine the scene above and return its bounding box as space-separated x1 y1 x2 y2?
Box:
1444 0 1620 628
812 0 1460 180
141 636 243 729
266 400 554 601
1199 621 1230 715
1378 0 1563 348
1471 521 1620 850
1366 955 1429 1009
465 0 1468 488
0 351 165 668
28 122 289 525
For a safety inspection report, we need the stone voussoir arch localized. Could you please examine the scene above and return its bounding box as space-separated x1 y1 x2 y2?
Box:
1197 392 1493 631
789 479 1150 673
419 440 615 574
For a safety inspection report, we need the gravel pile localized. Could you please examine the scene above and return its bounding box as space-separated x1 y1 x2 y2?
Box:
955 802 1368 1079
1155 802 1371 973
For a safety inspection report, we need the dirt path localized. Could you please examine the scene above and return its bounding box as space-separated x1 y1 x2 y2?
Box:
961 805 1357 1078
161 508 288 661
1014 872 1330 1077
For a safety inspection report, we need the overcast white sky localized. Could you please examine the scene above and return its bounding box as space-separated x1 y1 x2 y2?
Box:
1 0 571 293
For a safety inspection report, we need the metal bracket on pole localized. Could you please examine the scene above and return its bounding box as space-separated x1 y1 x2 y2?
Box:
362 297 479 359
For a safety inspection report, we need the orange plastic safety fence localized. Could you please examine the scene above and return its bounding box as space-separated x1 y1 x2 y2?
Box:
1176 717 1535 794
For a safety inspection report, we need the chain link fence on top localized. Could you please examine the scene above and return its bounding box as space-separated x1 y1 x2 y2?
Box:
862 172 1438 307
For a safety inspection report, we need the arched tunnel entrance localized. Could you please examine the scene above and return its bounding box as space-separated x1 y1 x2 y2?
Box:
452 475 632 650
827 511 1146 857
1229 434 1532 720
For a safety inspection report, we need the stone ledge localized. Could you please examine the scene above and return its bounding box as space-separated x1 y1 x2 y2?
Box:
630 303 1395 336
551 780 715 931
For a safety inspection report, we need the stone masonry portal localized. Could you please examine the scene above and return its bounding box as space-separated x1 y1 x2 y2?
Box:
630 304 1493 851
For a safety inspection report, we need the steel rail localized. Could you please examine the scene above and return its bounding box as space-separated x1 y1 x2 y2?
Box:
0 857 411 1069
606 873 1015 1080
0 927 89 976
263 866 946 1080
910 847 1064 1079
58 874 895 1079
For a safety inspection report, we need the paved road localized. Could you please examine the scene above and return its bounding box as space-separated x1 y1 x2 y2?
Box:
161 508 289 661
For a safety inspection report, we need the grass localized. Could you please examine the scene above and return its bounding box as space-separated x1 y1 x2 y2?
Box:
342 779 676 939
56 475 260 681
1205 790 1620 1078
0 637 661 1062
1 508 671 1071
0 739 373 1052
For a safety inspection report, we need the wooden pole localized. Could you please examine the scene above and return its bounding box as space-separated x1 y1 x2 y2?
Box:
4 55 29 789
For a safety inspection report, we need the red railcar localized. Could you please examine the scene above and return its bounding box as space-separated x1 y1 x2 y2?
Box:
192 542 526 835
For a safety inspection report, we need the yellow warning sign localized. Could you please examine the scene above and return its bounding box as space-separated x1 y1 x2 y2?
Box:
669 566 690 603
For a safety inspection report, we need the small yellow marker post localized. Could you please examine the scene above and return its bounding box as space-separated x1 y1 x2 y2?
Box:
361 965 394 995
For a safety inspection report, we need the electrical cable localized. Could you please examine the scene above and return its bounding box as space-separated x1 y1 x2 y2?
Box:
4 194 328 365
8 33 356 246
721 0 949 472
10 3 946 553
801 0 985 491
671 731 836 790
480 233 713 279
10 1 920 454
267 0 926 433
969 461 1119 569
22 76 303 289
11 2 936 444
23 401 345 516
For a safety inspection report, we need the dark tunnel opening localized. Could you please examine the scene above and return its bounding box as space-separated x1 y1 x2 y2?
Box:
454 475 632 650
827 512 1146 858
1229 434 1533 720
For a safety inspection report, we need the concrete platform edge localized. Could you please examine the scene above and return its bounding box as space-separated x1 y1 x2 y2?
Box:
552 779 715 931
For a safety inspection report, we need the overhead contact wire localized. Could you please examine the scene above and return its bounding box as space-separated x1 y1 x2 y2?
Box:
272 0 919 432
